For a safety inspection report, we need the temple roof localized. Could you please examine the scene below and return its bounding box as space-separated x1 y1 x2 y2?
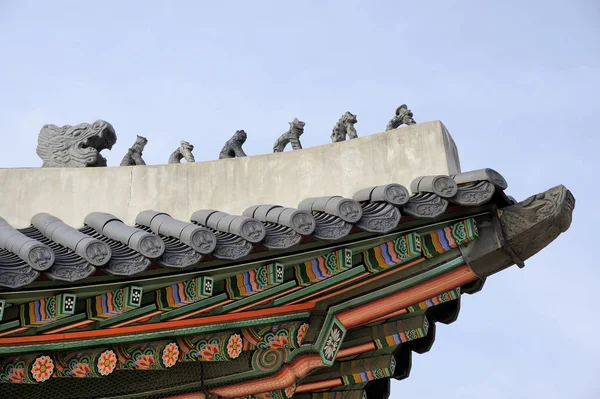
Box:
0 169 510 290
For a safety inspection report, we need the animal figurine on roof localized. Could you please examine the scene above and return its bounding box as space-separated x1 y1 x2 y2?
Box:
219 130 248 159
36 120 117 167
273 118 305 152
168 140 196 163
386 104 416 131
331 112 358 143
120 135 148 166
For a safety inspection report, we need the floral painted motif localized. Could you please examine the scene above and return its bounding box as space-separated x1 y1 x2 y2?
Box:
200 343 221 361
135 354 156 370
323 325 343 362
162 342 180 368
227 334 243 359
268 335 289 349
284 384 296 398
8 366 26 383
30 355 54 382
296 323 309 346
71 363 92 378
97 350 117 376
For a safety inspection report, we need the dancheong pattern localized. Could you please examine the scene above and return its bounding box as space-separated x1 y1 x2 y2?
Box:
372 315 429 349
295 249 353 286
362 232 421 273
340 356 396 385
0 354 55 384
116 340 179 370
156 276 213 310
406 287 460 312
86 286 143 320
176 332 243 361
226 263 284 299
242 321 309 350
242 383 296 399
420 218 478 258
20 293 76 327
54 349 117 378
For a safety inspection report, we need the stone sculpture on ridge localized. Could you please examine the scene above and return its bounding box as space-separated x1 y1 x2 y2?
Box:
120 135 148 166
168 140 196 164
36 120 117 168
219 130 248 159
331 112 358 143
273 118 305 152
386 104 416 131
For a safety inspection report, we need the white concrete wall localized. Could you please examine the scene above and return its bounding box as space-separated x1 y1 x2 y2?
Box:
0 121 460 228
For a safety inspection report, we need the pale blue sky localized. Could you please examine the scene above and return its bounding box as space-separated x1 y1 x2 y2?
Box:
1 1 599 398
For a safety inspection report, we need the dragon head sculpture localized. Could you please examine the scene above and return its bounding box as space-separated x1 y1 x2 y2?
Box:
37 120 117 167
460 185 575 278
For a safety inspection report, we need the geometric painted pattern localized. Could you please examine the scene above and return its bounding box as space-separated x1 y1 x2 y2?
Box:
226 263 284 300
156 276 214 310
406 287 461 313
295 249 353 286
340 355 396 385
372 315 429 349
362 232 421 273
20 293 76 327
420 218 478 258
86 286 143 320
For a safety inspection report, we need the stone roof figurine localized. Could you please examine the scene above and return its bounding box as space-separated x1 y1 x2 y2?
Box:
120 135 148 166
331 112 358 143
219 130 248 159
273 118 305 152
168 140 196 164
386 104 416 131
36 120 117 167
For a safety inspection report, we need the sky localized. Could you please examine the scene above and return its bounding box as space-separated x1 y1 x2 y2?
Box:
0 0 599 397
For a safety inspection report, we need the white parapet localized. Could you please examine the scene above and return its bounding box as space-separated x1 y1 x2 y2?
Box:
0 120 460 227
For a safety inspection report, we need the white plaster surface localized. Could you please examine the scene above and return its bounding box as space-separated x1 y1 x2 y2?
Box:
0 121 460 228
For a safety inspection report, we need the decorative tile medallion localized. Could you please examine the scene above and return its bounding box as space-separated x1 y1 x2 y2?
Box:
319 317 347 366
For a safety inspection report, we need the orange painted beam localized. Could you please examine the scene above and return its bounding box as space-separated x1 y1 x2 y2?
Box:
171 300 234 321
295 378 342 393
337 265 476 328
336 342 377 358
231 286 303 313
41 320 94 335
286 272 368 306
109 310 163 329
0 327 29 338
211 355 324 398
0 302 316 345
309 257 425 303
365 308 408 325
